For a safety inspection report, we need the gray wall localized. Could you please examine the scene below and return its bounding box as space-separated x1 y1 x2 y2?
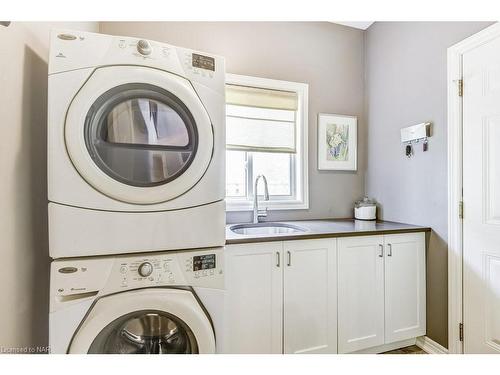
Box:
1 21 492 351
0 22 98 351
100 22 366 224
364 21 493 347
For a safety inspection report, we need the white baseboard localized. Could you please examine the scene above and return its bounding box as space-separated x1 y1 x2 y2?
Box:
416 336 449 354
351 338 417 354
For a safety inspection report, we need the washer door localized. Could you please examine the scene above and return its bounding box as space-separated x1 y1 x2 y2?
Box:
65 66 214 204
68 288 215 354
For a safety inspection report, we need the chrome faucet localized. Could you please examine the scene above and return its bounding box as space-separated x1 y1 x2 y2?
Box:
253 175 269 223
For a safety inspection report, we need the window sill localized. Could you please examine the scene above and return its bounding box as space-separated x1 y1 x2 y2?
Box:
225 199 309 212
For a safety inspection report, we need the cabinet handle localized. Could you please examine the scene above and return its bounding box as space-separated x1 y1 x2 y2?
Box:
276 252 280 267
287 251 291 266
378 244 384 257
387 244 392 257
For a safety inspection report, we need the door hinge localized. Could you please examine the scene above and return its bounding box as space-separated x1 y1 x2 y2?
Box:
459 323 464 342
458 79 463 97
459 200 464 219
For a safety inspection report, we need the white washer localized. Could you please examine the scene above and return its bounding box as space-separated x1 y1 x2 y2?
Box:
49 247 225 354
48 29 226 258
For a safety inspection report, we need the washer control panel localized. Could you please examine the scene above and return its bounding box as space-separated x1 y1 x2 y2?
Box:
50 247 224 299
117 257 178 287
112 248 223 291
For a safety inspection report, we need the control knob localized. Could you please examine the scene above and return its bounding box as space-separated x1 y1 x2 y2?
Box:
136 39 152 55
138 262 153 277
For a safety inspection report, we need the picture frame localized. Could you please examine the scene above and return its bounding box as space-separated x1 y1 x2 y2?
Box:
317 113 357 171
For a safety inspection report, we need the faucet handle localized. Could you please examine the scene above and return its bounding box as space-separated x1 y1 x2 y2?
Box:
257 207 268 221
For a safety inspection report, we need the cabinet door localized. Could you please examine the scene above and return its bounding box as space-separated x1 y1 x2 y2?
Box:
224 242 283 353
338 235 385 353
283 239 337 354
384 233 426 343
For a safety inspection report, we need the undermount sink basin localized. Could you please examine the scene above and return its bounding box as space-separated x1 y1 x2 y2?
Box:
230 222 307 236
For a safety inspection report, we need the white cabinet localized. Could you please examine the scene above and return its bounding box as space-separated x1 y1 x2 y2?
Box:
384 233 426 343
337 233 426 353
337 235 385 353
225 232 426 354
224 238 337 354
283 239 337 354
224 242 283 354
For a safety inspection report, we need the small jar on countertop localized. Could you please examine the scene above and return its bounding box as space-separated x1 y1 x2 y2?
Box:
354 196 377 220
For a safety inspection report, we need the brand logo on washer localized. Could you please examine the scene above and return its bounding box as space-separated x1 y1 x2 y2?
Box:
58 267 78 274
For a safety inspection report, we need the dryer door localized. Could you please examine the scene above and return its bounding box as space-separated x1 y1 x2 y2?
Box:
68 288 215 354
65 66 214 204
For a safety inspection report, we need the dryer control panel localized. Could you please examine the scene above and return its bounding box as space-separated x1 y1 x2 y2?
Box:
50 247 224 300
48 29 225 94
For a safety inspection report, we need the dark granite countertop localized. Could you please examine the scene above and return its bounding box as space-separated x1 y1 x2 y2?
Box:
225 219 431 245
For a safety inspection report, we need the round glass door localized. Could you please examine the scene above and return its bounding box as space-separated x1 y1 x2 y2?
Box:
65 66 214 204
84 84 198 187
88 310 198 354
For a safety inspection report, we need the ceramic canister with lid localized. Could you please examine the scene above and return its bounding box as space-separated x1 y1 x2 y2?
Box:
354 196 377 220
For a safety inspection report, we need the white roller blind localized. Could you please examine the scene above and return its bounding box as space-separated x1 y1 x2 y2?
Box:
226 84 298 110
225 84 298 153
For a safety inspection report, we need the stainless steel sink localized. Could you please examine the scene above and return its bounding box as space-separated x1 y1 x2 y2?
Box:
230 222 307 236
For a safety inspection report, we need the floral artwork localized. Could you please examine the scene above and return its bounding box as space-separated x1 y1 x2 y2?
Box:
326 123 349 161
318 114 357 171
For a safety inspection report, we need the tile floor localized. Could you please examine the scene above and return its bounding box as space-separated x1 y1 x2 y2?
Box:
383 345 427 354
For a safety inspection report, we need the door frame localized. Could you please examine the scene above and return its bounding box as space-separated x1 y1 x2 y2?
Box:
447 22 500 354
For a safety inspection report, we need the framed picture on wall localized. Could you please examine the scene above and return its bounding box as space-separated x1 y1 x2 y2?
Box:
317 113 357 171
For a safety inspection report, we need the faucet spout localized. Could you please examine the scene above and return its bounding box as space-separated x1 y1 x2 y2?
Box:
253 175 270 223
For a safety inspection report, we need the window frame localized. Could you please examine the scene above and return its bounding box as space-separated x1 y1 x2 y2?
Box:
225 73 309 211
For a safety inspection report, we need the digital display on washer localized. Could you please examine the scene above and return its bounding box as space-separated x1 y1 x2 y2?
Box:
192 53 215 71
193 254 216 271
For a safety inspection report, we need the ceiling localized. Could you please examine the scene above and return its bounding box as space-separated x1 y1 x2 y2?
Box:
333 22 374 30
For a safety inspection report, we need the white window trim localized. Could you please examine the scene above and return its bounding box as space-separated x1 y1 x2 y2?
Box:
225 73 309 212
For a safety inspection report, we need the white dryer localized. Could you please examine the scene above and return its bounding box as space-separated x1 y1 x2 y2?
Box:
49 247 224 354
48 30 226 258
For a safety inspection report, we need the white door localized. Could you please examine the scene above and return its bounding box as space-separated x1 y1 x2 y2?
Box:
69 288 215 354
463 34 500 353
65 66 214 204
337 235 385 353
384 233 426 343
224 242 283 354
283 239 337 354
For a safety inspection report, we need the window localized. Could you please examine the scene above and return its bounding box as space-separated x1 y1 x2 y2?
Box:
225 74 309 211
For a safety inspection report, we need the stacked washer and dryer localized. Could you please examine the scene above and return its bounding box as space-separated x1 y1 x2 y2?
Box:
47 30 226 354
